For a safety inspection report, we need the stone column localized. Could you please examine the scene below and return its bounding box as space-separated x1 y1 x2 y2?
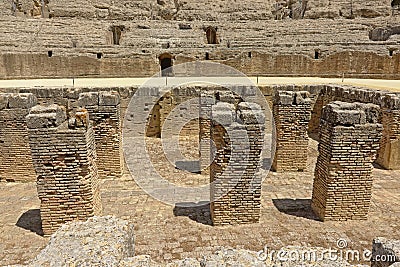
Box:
376 94 400 170
79 91 123 178
210 102 265 225
0 93 37 182
311 101 382 221
272 91 312 172
27 105 102 236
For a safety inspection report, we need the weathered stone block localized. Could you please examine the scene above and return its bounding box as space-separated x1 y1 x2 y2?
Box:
274 91 293 105
31 216 134 266
323 101 380 126
8 93 37 109
78 92 99 106
0 93 9 110
99 91 120 106
238 102 265 125
212 102 235 126
26 104 67 129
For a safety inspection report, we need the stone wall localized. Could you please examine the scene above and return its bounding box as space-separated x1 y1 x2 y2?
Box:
0 93 37 182
78 91 123 178
210 101 265 225
1 52 400 80
0 0 398 80
311 101 382 221
272 90 312 172
159 86 200 138
26 105 102 236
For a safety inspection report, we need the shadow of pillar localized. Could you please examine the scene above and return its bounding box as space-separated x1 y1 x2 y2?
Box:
16 209 44 236
272 199 320 222
173 202 212 226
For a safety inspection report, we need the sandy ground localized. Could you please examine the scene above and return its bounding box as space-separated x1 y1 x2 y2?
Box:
0 77 400 92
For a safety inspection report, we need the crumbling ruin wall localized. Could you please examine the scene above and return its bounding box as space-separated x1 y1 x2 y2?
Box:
311 101 382 221
160 86 200 137
78 91 123 178
272 90 312 172
308 85 400 170
26 105 102 236
0 93 37 182
210 101 265 225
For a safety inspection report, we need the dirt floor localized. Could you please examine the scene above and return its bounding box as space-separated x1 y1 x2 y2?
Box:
0 136 399 265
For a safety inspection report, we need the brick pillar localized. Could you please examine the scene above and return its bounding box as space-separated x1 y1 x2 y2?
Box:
0 93 37 182
199 91 216 175
376 94 400 170
311 101 382 221
27 105 102 236
272 91 312 172
79 91 123 178
210 102 265 225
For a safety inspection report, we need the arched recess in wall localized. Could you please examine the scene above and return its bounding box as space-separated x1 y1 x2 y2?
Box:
205 26 218 44
158 53 174 77
110 25 125 45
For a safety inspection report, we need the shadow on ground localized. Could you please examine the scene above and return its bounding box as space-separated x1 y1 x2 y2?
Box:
175 160 201 174
16 209 44 236
272 199 320 221
173 201 212 226
372 162 386 170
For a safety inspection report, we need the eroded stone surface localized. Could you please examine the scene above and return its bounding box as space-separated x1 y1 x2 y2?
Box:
28 216 135 266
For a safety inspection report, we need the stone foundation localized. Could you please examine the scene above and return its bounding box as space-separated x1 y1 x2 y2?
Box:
272 90 312 172
0 93 37 182
311 101 382 221
78 91 123 178
210 101 265 225
26 105 102 236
